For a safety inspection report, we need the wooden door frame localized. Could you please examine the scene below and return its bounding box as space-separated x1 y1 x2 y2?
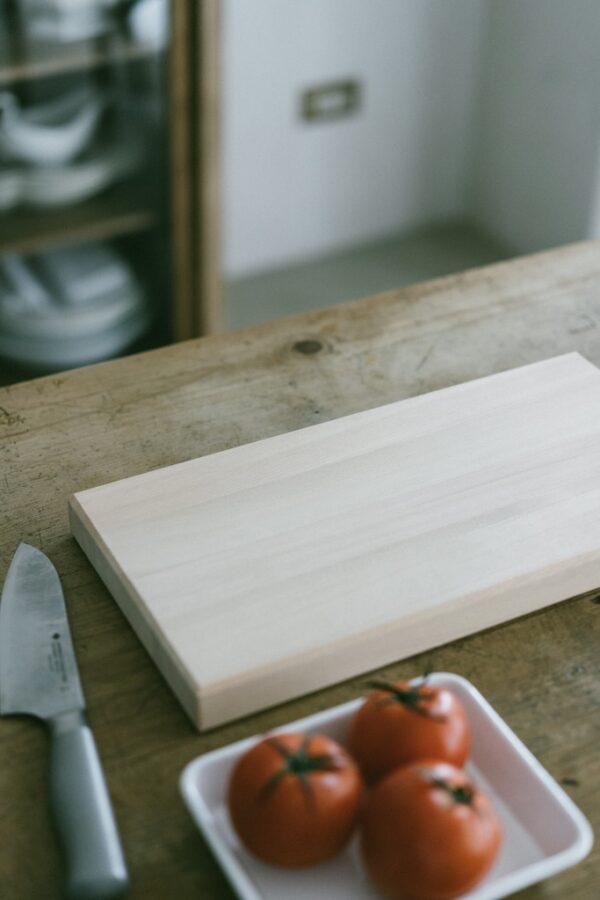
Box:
197 0 223 335
169 0 223 340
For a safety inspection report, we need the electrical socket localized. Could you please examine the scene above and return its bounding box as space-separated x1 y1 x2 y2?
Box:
300 79 362 123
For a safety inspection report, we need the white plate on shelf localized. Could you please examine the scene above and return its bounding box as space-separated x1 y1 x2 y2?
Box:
0 171 22 211
0 245 146 341
0 140 142 210
0 87 106 166
18 0 115 42
22 141 141 207
0 286 145 341
128 0 169 51
0 309 149 370
180 673 593 900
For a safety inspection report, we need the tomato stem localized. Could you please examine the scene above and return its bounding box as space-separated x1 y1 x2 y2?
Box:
258 737 347 803
428 774 475 806
367 680 447 722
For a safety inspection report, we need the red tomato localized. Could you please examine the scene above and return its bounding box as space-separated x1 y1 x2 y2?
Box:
348 680 470 783
227 731 363 867
361 760 502 900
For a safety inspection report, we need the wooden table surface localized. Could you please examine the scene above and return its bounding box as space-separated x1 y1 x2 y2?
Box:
1 240 600 899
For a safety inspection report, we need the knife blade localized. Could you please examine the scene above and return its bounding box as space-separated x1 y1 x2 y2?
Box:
0 543 129 899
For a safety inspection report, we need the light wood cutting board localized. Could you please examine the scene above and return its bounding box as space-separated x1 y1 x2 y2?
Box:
69 353 600 730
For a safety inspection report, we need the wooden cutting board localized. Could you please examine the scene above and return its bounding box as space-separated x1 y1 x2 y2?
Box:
69 353 600 730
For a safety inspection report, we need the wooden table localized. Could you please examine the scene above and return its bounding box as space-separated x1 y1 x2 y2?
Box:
1 241 599 899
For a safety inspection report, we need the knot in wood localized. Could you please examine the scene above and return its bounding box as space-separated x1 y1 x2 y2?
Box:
294 339 322 355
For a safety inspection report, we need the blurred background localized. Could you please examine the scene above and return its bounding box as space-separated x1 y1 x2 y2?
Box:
223 0 600 326
0 0 171 381
1 0 600 380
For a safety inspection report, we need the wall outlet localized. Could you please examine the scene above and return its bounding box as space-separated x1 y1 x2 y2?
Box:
300 79 362 123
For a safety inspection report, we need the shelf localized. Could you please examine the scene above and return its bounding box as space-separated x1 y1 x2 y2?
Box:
0 189 158 257
0 38 159 88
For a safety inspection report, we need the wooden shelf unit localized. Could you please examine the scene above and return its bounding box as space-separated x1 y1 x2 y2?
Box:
0 2 215 352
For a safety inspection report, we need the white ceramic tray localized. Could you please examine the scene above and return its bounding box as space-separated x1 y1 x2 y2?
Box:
180 673 593 900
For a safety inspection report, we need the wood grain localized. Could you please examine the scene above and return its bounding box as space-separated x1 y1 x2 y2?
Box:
70 353 600 729
1 241 600 897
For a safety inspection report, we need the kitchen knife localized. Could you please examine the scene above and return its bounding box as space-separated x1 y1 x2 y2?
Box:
0 543 129 899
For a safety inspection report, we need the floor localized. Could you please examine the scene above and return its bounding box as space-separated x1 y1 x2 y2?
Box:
226 221 512 330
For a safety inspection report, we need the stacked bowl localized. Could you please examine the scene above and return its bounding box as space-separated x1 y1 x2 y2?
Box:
0 243 149 371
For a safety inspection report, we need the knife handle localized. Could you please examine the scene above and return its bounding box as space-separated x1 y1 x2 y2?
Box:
49 712 129 899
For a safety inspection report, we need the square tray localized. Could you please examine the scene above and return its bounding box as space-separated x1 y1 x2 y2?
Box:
179 673 593 899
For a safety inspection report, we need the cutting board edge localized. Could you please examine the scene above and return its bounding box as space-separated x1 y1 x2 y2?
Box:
69 504 600 732
197 554 600 730
68 495 203 729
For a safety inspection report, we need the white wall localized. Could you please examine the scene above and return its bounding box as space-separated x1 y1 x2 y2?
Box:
471 0 600 253
223 0 489 280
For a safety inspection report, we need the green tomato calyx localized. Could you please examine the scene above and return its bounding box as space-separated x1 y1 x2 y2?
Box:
368 679 447 722
259 735 346 803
